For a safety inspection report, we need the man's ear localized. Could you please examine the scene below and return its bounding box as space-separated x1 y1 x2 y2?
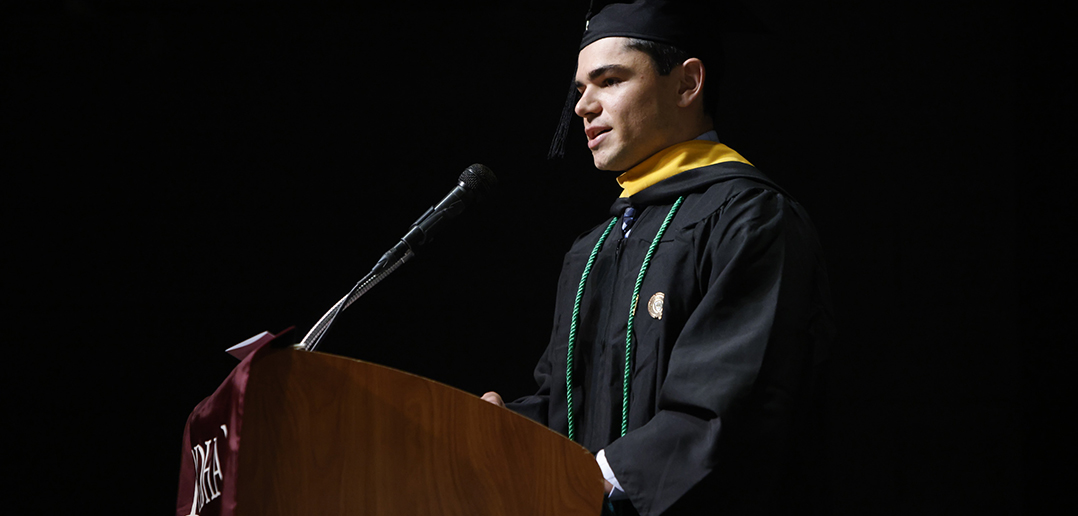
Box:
677 58 705 108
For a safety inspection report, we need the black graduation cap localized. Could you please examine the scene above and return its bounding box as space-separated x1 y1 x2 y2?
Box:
548 0 763 158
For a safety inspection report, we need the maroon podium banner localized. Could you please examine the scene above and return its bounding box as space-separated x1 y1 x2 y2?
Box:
175 331 283 516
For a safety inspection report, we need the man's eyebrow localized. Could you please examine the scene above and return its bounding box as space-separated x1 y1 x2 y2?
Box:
574 64 631 88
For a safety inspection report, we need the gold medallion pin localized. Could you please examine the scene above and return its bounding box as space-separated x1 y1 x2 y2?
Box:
647 292 665 320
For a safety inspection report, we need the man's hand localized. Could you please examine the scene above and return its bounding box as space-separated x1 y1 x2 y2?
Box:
480 391 505 407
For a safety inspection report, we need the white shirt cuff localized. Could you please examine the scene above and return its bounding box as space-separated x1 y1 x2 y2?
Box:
596 449 628 500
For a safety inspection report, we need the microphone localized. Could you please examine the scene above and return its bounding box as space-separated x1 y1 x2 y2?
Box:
301 163 497 351
373 163 498 272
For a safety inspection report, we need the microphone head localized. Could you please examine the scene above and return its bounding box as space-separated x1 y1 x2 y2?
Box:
459 163 498 199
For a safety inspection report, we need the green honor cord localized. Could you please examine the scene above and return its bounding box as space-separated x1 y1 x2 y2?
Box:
621 195 684 436
566 217 617 442
565 196 686 441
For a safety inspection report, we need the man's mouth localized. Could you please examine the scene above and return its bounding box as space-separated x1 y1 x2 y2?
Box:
586 126 611 149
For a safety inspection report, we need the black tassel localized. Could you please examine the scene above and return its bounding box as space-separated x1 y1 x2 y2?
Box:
547 78 581 160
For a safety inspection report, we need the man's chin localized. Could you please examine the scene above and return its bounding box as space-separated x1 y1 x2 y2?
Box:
594 164 626 173
593 160 631 173
591 152 628 172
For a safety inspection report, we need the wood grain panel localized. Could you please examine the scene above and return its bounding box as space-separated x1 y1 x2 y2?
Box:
235 347 603 515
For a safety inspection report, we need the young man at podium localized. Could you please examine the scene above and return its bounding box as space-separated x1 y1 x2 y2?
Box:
482 1 834 515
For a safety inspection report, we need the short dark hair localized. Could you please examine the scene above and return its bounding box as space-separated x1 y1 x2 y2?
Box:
625 38 721 121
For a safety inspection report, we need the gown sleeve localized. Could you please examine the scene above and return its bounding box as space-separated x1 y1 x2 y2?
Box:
504 226 604 430
503 337 554 426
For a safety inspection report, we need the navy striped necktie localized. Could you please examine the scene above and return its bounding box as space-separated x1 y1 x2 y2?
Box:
620 206 637 237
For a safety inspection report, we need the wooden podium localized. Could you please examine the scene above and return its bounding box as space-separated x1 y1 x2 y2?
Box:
176 337 603 516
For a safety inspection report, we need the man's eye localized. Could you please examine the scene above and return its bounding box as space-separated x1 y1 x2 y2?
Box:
603 78 621 86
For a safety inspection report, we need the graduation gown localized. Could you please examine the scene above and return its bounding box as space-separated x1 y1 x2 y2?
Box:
506 161 834 516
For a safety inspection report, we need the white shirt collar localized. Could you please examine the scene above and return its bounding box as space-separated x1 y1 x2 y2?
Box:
695 130 720 143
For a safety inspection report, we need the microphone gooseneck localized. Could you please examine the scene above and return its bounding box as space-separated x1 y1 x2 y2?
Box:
301 164 497 352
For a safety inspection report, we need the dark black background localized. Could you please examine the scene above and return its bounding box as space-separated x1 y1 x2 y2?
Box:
3 0 1061 514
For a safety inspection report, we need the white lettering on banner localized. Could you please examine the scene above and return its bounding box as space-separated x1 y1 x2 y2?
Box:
187 424 228 516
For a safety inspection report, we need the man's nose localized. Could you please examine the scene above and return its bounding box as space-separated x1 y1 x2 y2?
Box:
575 87 600 119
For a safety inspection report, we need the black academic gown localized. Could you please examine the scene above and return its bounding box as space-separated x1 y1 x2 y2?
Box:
507 161 835 516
